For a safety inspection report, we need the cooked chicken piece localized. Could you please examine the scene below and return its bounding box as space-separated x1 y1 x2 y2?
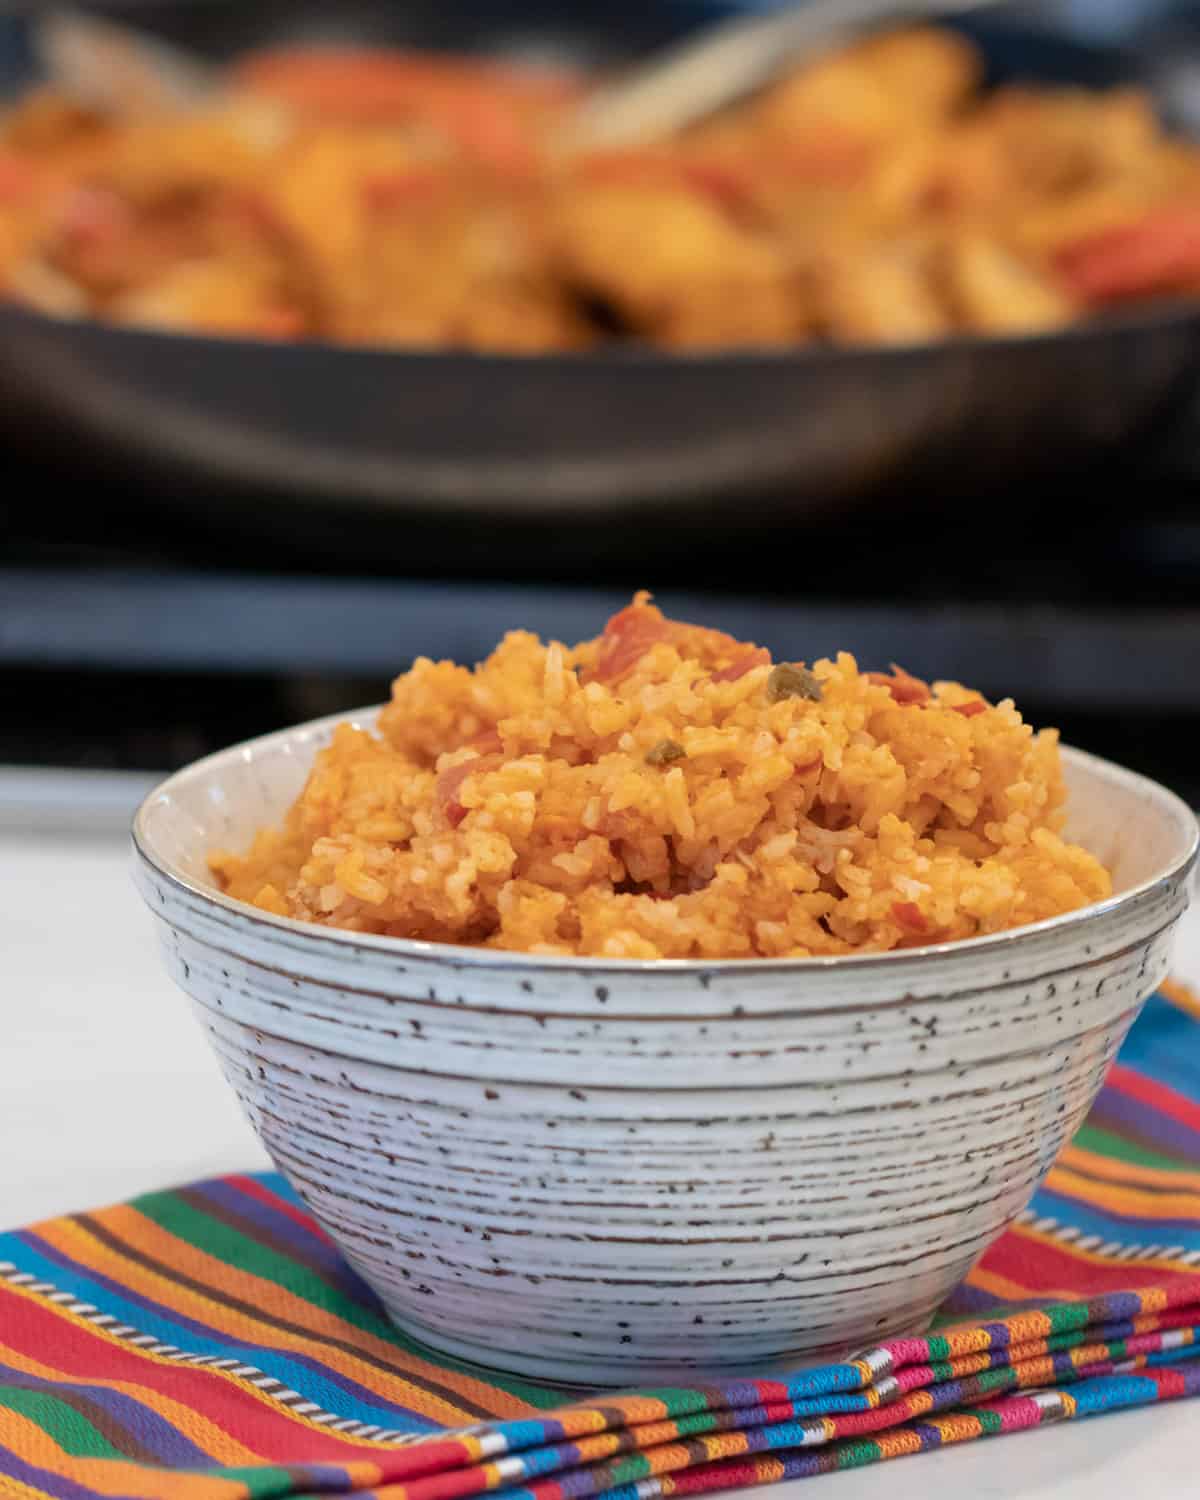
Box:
942 234 1077 334
551 180 805 347
818 239 951 344
753 25 980 148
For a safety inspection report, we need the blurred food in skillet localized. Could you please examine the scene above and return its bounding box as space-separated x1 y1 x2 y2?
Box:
3 24 1200 350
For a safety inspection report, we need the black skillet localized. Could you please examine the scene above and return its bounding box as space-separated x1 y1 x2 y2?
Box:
0 0 1197 541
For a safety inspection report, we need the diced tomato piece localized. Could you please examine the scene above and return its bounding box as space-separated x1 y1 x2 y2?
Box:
426 95 535 177
710 647 771 683
867 667 932 707
582 598 672 685
578 148 685 189
678 158 755 213
234 47 578 176
222 189 288 243
438 768 473 827
436 734 503 827
951 699 987 718
577 148 752 214
892 901 928 933
1056 206 1200 306
57 186 129 246
0 150 38 203
766 130 872 186
362 167 448 214
584 594 769 689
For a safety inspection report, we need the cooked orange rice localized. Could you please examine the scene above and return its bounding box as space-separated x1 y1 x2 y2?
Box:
211 594 1112 958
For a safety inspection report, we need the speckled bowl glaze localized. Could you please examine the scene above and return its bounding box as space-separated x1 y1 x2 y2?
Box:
134 710 1198 1385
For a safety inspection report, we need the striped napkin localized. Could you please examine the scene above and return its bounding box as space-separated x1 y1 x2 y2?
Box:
2 982 1199 1500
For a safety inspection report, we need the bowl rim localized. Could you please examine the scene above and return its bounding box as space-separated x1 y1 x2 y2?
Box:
132 706 1199 976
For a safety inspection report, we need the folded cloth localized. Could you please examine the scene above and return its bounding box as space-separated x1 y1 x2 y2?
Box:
3 982 1200 1500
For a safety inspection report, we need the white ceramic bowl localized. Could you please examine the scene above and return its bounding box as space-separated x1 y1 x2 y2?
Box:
134 709 1198 1385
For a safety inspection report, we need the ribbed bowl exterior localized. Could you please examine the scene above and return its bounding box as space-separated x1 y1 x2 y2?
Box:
134 716 1197 1384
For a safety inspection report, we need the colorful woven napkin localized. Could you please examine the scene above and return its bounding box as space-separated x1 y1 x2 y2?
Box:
3 982 1200 1500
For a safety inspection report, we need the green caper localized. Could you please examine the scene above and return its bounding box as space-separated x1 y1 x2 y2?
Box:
766 663 822 704
645 739 687 766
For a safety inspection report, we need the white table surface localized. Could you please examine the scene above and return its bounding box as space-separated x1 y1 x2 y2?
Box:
2 769 1197 1496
